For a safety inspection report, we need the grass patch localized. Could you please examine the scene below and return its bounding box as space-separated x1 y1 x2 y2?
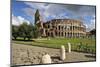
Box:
12 37 96 53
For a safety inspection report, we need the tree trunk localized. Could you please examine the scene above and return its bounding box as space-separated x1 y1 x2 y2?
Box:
14 37 16 40
24 37 26 40
28 38 30 40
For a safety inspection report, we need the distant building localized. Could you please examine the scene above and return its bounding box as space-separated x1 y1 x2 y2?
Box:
35 10 86 38
36 19 86 38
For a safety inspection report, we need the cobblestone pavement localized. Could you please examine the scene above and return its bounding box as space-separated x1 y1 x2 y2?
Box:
11 43 96 66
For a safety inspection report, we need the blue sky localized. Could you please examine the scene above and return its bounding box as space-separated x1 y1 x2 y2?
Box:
12 0 96 31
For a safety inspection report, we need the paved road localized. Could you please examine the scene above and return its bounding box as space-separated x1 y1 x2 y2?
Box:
11 43 96 66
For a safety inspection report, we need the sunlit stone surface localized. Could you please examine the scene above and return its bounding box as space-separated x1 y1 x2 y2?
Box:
60 45 66 60
41 54 52 64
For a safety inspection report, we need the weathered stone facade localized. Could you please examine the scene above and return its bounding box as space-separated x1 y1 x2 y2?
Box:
37 19 86 38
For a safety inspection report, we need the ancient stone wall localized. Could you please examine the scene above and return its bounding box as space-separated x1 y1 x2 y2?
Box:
40 19 86 38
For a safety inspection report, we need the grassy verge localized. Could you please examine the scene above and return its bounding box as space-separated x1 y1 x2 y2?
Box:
12 37 96 53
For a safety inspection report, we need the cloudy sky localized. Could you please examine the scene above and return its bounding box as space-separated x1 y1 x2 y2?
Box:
12 0 96 31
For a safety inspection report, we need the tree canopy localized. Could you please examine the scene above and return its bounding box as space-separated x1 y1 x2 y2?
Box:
35 9 40 24
12 22 40 40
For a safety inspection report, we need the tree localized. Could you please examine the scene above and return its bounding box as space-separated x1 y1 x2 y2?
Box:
26 24 34 40
18 22 39 40
90 29 96 35
18 22 29 40
35 9 40 24
33 25 40 38
12 25 19 40
89 29 96 38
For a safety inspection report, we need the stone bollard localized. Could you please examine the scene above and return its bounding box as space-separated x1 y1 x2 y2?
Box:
41 54 52 64
60 45 66 60
68 43 71 53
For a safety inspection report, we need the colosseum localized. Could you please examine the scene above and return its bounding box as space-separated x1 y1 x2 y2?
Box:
36 18 86 38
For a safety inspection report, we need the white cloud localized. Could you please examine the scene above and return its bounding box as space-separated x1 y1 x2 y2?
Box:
24 2 49 10
85 17 95 32
23 2 70 22
12 14 30 26
90 18 95 29
23 2 96 31
23 8 35 17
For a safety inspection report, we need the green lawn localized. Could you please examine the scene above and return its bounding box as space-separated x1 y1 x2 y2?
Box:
12 37 96 53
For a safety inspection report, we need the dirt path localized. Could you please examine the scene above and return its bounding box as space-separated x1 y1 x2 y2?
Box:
11 43 96 66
